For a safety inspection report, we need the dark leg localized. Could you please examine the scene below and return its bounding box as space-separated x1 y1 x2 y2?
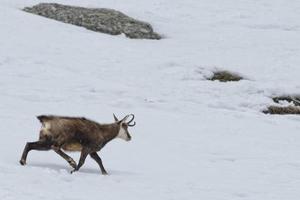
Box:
71 147 90 173
20 140 52 165
51 146 77 169
90 152 108 175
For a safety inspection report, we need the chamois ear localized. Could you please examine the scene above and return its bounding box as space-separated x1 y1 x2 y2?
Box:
120 115 130 122
113 113 119 122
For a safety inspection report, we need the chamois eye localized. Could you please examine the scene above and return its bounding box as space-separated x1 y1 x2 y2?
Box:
122 124 127 128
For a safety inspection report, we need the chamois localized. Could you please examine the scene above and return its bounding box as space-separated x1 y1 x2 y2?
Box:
19 114 136 174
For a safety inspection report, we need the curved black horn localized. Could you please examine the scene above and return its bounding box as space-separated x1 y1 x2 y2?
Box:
119 114 136 126
127 114 135 124
128 121 136 127
127 114 136 127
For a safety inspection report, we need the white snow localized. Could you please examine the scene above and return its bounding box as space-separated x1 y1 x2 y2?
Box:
1 0 300 199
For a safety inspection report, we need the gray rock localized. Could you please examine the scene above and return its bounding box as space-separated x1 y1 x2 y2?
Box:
23 3 161 39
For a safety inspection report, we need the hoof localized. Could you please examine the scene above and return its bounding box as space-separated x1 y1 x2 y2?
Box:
19 159 26 165
68 160 77 169
20 159 26 165
102 171 108 175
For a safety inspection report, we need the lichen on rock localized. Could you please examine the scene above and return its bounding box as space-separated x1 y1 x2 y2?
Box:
23 3 161 40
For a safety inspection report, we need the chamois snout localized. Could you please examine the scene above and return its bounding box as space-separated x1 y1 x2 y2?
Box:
117 123 132 141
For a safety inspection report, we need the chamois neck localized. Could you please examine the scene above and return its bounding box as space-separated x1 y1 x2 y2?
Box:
98 122 120 143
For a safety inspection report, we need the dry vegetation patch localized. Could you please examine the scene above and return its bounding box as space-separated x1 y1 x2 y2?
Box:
272 96 300 106
208 71 243 82
263 106 300 115
263 95 300 115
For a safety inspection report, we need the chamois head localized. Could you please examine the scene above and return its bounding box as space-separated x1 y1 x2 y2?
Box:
113 114 136 141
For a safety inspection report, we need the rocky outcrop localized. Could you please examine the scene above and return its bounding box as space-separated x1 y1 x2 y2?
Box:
23 3 161 40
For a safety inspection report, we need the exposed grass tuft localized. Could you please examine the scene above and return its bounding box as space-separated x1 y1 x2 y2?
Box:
208 71 243 82
264 95 300 115
272 96 300 106
263 106 300 115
